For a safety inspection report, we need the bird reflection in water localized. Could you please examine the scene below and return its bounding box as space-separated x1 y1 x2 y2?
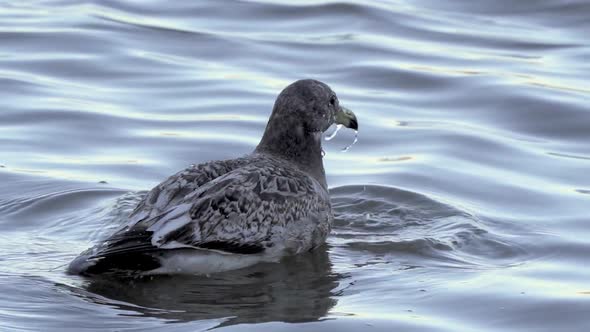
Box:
73 246 341 328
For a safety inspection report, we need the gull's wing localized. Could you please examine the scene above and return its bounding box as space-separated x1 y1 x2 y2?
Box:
128 157 251 222
90 159 332 262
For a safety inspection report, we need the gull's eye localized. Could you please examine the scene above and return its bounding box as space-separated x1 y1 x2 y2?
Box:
329 96 336 106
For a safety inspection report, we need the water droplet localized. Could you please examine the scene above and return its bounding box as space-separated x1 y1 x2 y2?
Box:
341 130 358 152
324 124 343 141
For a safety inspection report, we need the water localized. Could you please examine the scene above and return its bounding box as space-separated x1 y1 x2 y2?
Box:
1 0 589 331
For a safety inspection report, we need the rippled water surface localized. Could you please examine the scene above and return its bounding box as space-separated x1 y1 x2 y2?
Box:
1 0 589 331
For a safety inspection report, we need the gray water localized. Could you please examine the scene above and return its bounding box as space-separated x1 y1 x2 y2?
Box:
1 0 589 331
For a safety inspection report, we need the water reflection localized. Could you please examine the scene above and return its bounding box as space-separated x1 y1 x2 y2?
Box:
74 247 341 327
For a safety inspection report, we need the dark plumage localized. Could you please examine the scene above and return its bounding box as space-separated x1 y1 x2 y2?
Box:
68 79 358 276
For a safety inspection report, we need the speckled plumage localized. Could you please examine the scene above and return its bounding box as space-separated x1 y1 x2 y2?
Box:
68 79 357 276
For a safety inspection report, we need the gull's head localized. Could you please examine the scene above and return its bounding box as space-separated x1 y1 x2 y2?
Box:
269 79 358 134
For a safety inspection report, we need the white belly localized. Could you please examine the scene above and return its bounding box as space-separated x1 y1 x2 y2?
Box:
145 249 280 275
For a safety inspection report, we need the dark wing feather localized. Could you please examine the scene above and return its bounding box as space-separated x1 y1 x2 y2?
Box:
89 229 155 258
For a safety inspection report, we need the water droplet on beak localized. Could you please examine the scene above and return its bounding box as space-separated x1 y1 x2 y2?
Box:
324 124 358 152
341 130 358 152
324 124 343 141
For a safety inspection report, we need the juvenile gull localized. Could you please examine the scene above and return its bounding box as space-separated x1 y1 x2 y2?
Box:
68 79 358 276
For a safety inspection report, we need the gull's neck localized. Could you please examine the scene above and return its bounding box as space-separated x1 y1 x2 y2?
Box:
255 123 327 189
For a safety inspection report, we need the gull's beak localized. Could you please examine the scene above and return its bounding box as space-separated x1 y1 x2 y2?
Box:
335 107 358 130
